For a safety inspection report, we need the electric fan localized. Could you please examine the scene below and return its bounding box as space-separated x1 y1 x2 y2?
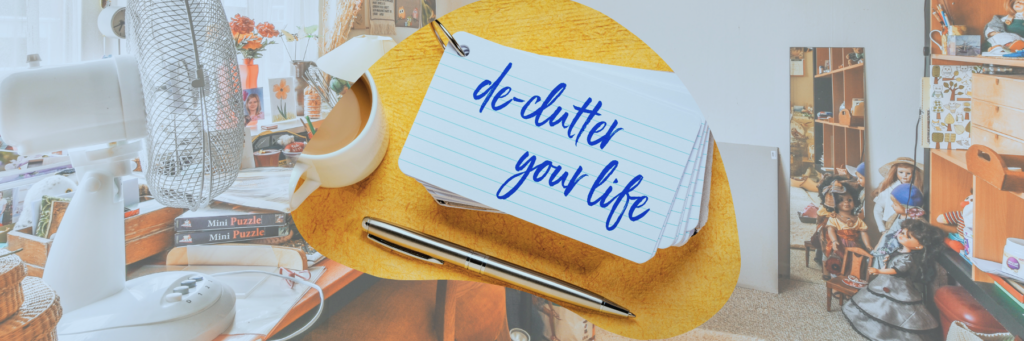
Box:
0 0 245 339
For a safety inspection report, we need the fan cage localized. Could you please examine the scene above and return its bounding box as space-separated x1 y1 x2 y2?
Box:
127 0 245 211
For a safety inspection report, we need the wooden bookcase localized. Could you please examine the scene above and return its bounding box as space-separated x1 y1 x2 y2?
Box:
813 47 865 170
926 1 1024 334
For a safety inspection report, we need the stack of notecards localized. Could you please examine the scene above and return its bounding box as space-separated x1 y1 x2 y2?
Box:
398 32 713 263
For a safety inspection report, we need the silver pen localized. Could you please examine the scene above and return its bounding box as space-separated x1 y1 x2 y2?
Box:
362 217 635 318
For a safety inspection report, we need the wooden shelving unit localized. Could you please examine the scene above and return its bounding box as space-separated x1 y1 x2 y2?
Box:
813 47 865 170
927 1 1024 336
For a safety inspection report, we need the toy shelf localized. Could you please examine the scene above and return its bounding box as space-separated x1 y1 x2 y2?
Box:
929 149 1024 283
928 0 1024 67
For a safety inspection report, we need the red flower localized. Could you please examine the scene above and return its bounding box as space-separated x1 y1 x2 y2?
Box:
229 14 255 35
256 22 278 38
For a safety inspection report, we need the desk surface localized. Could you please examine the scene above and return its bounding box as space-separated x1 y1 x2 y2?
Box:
264 259 362 338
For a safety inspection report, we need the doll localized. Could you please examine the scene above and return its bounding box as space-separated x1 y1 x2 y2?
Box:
937 193 972 236
819 181 871 279
871 183 926 268
985 0 1024 54
810 174 843 268
845 162 867 218
872 157 924 233
843 219 944 341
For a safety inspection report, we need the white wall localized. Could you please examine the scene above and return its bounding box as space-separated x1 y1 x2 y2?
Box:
441 0 925 192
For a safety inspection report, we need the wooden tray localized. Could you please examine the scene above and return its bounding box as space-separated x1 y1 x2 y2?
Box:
291 0 740 339
967 144 1024 192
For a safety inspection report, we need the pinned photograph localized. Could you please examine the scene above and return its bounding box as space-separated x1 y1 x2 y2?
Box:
242 88 264 127
269 78 297 122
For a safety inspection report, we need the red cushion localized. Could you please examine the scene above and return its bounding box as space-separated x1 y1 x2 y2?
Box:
934 286 1007 337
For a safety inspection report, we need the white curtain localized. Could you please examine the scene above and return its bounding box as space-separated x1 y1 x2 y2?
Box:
0 0 81 74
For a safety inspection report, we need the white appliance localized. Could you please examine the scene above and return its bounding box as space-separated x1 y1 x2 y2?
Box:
0 0 245 340
56 272 236 341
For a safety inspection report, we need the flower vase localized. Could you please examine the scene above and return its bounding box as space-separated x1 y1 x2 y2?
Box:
240 58 259 89
291 61 312 117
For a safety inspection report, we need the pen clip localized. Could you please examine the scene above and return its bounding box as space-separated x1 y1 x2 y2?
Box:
367 234 445 265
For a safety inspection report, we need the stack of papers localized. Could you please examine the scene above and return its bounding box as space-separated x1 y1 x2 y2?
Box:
398 33 713 264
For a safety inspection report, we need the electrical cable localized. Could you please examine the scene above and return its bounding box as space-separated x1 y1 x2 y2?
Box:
212 270 324 341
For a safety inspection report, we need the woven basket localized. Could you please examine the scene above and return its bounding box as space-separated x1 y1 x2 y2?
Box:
0 250 26 321
0 277 62 340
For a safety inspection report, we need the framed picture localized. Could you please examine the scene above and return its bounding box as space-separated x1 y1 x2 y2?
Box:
395 0 421 28
242 88 265 127
421 0 436 27
269 78 298 122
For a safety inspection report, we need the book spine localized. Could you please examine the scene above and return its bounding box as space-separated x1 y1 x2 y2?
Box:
989 273 1024 303
175 213 290 231
174 225 290 246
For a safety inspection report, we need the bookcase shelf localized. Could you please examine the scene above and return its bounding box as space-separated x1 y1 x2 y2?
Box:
813 47 864 170
929 148 1024 284
932 54 1024 68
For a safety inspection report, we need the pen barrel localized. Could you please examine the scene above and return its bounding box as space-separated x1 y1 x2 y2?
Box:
363 218 632 318
468 252 606 312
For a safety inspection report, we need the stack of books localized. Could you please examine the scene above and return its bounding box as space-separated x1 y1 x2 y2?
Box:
989 273 1024 309
173 206 291 247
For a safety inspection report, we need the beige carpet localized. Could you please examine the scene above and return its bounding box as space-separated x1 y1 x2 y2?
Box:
790 186 819 248
695 250 863 341
593 250 863 341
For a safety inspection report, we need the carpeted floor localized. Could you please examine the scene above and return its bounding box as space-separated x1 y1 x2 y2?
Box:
593 249 864 341
790 186 819 248
696 249 863 341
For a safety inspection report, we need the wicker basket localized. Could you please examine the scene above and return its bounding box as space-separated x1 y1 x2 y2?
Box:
0 277 61 340
0 250 26 322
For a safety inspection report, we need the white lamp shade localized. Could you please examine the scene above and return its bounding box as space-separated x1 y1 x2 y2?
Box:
316 35 396 83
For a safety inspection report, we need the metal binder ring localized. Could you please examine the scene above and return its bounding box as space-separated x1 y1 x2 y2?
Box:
430 20 469 57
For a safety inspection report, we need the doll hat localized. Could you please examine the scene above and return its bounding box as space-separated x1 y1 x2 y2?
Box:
892 183 924 207
878 157 924 177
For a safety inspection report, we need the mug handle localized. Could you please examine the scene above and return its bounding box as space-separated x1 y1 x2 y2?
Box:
930 30 945 53
288 162 321 211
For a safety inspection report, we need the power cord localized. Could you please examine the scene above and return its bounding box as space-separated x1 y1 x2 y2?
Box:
211 270 325 341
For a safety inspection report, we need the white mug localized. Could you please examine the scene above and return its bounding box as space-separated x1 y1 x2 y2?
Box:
288 72 388 210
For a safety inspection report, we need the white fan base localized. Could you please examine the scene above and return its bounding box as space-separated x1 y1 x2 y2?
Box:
56 271 236 341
